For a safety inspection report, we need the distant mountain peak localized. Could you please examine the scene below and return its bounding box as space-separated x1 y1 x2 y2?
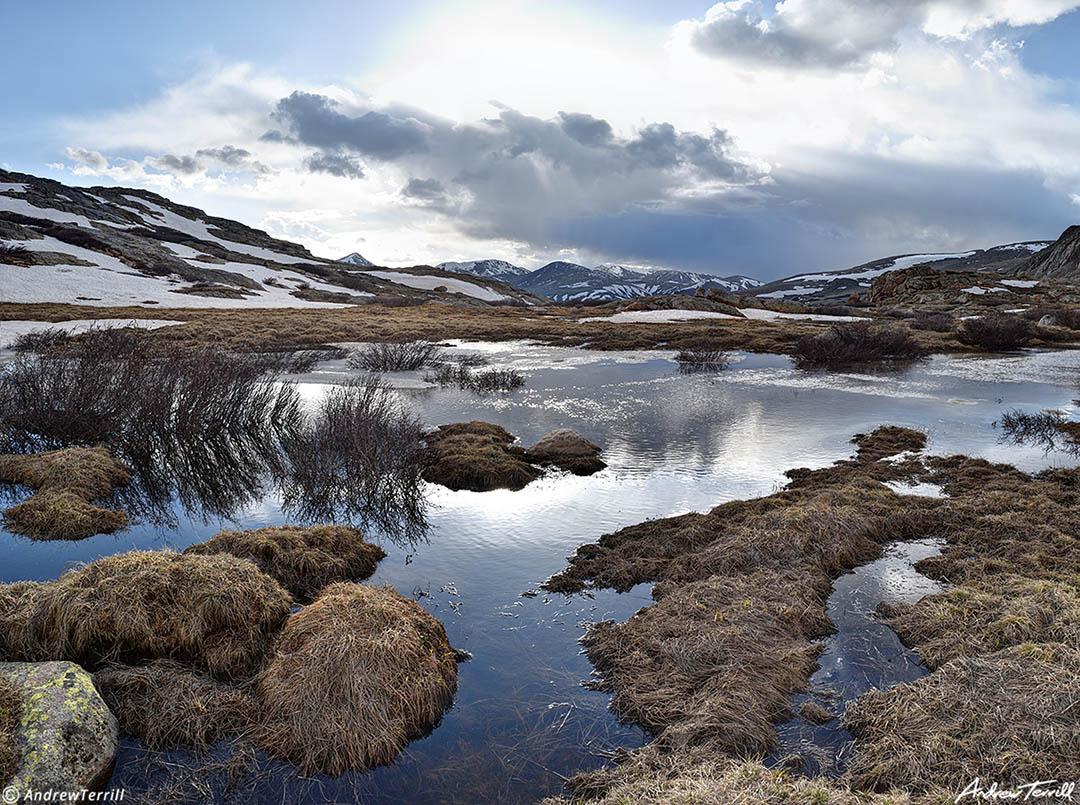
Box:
339 252 374 267
437 259 530 278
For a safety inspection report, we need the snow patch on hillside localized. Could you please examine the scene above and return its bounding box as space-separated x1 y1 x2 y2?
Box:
366 270 508 301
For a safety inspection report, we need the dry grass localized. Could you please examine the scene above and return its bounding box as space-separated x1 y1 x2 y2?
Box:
851 427 927 463
0 551 293 677
94 660 258 752
184 524 386 602
547 759 916 805
880 576 1080 670
0 446 132 540
525 429 606 476
255 582 459 775
0 675 18 787
422 421 542 491
845 643 1080 792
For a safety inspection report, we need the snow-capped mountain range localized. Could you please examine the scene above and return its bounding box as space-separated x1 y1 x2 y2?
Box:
436 258 762 302
339 252 374 267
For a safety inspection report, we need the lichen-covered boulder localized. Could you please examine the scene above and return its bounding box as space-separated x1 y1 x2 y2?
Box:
525 429 606 475
0 661 118 795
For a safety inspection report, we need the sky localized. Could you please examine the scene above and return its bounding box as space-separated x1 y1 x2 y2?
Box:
2 0 1079 280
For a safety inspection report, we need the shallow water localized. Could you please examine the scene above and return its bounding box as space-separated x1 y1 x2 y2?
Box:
3 343 1079 803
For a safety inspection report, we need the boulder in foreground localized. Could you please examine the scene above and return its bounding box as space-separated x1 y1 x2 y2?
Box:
0 660 118 795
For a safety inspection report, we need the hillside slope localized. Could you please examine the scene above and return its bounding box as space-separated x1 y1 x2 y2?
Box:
0 170 539 309
1024 226 1080 279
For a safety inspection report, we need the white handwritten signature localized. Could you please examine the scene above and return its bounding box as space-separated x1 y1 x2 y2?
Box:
957 779 1077 802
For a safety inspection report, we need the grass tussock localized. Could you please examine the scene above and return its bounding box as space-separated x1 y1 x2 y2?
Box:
422 421 542 492
845 643 1080 792
255 582 458 775
792 321 928 367
908 311 954 333
851 427 927 462
956 313 1037 351
547 759 914 805
184 524 386 602
348 341 445 372
423 363 526 393
880 576 1080 670
0 446 132 540
0 551 293 677
525 429 606 476
0 675 19 787
94 660 258 752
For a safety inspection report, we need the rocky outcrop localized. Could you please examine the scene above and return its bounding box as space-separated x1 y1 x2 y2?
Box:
1025 226 1080 279
525 430 606 475
0 661 118 795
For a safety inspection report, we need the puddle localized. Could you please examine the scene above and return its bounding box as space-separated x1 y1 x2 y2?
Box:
769 538 947 777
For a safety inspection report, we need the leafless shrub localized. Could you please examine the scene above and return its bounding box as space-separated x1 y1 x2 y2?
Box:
423 363 525 393
909 312 954 332
675 348 730 373
348 341 445 372
279 374 428 543
792 321 928 367
5 328 73 353
957 314 1037 351
997 409 1080 456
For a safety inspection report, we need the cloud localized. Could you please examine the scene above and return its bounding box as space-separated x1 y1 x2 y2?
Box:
558 111 613 146
303 150 365 178
65 147 109 171
683 0 1080 69
271 91 430 160
150 153 204 174
195 145 252 165
402 177 446 200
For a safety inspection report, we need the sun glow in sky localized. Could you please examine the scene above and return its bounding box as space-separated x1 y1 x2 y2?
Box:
2 0 1079 279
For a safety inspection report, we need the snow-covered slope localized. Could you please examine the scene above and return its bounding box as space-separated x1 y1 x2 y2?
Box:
753 242 1053 302
449 259 762 302
0 169 537 309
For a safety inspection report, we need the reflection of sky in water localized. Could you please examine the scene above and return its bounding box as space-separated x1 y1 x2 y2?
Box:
4 345 1080 802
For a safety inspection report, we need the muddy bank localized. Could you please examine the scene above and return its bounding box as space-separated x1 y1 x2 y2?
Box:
545 426 1080 801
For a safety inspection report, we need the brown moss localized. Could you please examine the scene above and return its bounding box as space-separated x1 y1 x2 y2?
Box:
0 551 293 677
0 447 132 540
0 674 19 786
94 660 258 751
422 421 542 491
255 582 458 775
851 427 927 462
183 524 386 602
845 644 1080 793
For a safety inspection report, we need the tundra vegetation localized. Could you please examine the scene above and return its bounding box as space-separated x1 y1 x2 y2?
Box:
423 363 526 393
0 675 18 787
0 528 460 780
543 425 1080 802
792 321 929 367
674 347 730 373
957 313 1039 351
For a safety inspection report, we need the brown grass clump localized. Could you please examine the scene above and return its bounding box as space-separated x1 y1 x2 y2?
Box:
525 429 606 476
0 446 132 540
94 660 258 751
880 577 1080 670
0 674 19 786
0 551 293 677
184 524 386 602
845 643 1080 792
546 759 915 805
851 426 927 462
422 421 542 491
255 582 458 775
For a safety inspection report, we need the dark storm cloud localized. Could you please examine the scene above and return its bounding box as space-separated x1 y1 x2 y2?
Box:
402 177 446 200
271 91 430 160
303 150 365 178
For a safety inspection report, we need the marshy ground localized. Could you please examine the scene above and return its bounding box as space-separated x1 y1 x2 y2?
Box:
3 327 1080 802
